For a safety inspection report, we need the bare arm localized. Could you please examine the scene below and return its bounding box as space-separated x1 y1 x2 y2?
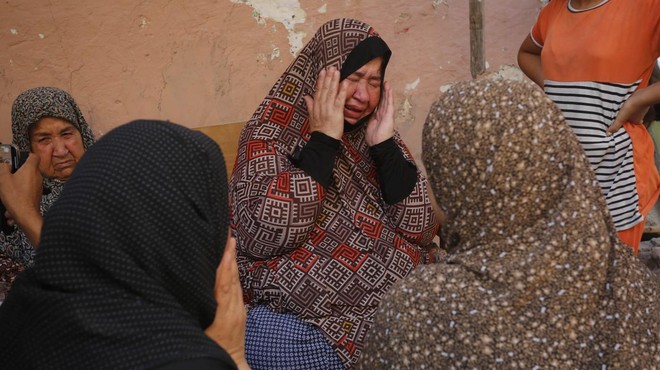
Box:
608 82 660 134
517 34 544 88
0 154 43 247
205 236 251 370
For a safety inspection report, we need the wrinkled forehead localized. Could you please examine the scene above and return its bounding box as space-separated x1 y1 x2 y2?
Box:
28 116 78 137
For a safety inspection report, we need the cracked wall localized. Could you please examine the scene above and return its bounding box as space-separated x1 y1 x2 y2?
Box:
0 0 543 160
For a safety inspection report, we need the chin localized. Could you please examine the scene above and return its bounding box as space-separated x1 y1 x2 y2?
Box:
52 170 74 182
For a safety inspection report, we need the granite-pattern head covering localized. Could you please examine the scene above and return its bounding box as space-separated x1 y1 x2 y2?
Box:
11 86 95 153
359 79 660 369
0 120 235 369
10 86 96 209
1 87 96 296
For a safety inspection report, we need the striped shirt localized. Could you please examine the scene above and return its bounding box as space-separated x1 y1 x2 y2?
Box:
531 0 660 230
544 80 641 229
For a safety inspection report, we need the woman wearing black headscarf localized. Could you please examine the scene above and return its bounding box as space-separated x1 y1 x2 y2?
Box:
231 18 439 368
0 120 248 370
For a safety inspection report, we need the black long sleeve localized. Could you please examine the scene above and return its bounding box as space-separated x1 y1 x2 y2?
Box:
291 131 341 188
369 138 417 204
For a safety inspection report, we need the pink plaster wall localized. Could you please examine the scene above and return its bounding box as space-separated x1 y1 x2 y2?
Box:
0 0 543 160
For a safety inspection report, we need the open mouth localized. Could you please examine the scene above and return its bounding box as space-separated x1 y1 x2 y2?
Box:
344 105 364 120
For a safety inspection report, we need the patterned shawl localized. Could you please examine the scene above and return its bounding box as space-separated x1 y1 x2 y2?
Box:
1 87 96 299
359 79 660 368
231 18 439 367
0 120 235 369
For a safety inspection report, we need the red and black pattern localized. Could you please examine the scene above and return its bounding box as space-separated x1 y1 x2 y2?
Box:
230 18 439 367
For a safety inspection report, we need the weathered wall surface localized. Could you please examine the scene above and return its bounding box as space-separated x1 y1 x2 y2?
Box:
0 0 543 160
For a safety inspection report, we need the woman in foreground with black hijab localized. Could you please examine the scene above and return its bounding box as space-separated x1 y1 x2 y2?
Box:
0 120 249 370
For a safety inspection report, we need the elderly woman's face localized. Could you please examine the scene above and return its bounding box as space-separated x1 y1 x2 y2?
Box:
29 117 85 182
343 57 383 125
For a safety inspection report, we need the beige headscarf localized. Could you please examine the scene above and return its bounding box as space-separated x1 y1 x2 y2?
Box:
359 79 660 369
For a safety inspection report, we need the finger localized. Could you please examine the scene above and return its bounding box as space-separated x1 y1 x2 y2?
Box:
327 68 339 101
316 68 328 102
384 82 394 111
218 237 239 293
15 153 41 175
606 121 622 135
383 83 394 121
335 78 349 109
25 153 40 167
0 162 11 176
303 95 314 115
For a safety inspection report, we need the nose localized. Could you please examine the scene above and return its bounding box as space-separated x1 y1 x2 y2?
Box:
352 80 369 102
52 138 69 157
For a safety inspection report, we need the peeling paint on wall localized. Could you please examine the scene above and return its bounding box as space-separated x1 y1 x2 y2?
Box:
405 77 420 91
486 64 524 81
396 96 414 126
9 28 18 35
138 16 149 29
230 0 307 55
318 3 327 14
256 45 283 68
439 84 453 93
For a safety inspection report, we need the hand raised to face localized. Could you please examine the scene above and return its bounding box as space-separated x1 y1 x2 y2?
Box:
365 81 394 146
303 67 349 140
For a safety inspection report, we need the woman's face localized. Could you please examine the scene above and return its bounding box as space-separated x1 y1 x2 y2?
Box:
343 57 383 125
29 117 85 181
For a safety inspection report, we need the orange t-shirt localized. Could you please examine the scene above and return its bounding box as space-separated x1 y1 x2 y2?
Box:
530 0 660 233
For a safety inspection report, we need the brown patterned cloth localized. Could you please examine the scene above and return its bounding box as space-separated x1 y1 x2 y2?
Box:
0 87 95 302
230 18 439 367
359 79 660 369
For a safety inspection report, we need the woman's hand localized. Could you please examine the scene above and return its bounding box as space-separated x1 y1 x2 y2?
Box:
0 153 43 246
608 82 660 134
365 81 394 146
204 236 250 370
303 67 348 140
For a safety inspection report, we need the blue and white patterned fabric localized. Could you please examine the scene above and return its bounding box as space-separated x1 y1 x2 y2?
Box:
246 305 344 370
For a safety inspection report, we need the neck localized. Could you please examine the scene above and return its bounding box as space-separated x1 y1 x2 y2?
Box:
569 0 607 10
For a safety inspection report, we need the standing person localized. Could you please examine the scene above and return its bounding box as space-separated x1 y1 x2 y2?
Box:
0 87 95 301
359 79 660 369
0 120 249 370
518 0 660 254
230 18 439 369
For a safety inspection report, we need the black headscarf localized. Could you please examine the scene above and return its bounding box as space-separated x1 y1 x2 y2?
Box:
0 120 234 369
341 33 391 132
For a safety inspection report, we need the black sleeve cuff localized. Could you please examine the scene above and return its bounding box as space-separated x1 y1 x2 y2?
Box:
291 132 341 188
370 138 417 204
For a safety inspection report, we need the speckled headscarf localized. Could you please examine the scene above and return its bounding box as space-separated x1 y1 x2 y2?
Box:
1 87 96 293
11 86 95 153
359 79 660 369
10 86 96 206
0 120 234 369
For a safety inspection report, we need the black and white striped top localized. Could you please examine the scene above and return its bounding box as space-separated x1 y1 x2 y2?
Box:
545 80 641 230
